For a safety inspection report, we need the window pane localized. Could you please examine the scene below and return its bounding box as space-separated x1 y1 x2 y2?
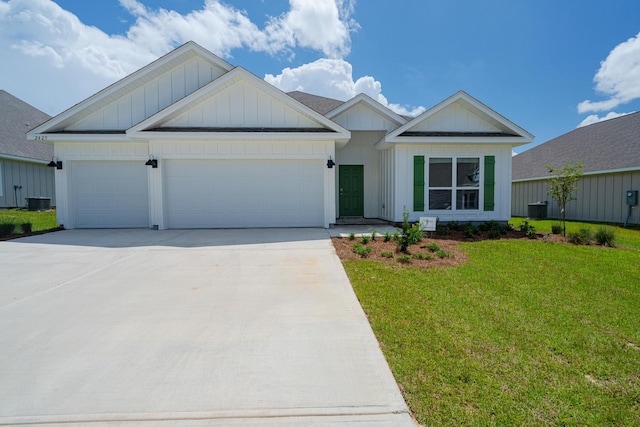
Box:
429 158 452 187
456 189 479 210
457 157 480 187
429 190 452 210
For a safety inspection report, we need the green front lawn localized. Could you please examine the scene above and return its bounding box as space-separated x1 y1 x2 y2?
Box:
345 228 640 425
0 208 58 235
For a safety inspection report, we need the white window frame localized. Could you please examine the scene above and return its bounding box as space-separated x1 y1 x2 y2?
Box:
427 156 481 211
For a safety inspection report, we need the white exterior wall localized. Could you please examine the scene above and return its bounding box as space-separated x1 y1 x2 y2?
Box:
335 131 385 218
68 57 227 131
512 170 640 225
332 103 400 132
165 80 321 128
393 144 513 223
0 158 55 208
379 149 395 221
412 101 502 133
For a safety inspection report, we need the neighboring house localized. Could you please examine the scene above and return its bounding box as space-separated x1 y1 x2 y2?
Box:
28 41 532 229
0 90 54 208
512 112 640 225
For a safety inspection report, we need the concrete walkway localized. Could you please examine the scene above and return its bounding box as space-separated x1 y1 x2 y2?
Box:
0 229 415 426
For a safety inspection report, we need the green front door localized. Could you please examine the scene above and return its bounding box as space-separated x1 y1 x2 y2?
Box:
339 165 364 217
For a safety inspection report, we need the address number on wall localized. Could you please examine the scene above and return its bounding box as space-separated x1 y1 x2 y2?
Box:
34 135 48 141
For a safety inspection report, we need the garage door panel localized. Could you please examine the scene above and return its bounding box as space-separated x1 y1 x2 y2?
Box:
72 161 149 228
165 159 323 228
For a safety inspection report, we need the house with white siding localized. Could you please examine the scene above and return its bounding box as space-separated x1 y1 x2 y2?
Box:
28 41 532 229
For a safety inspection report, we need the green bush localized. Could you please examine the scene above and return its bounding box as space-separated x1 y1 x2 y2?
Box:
426 242 440 252
381 251 394 258
551 222 563 235
382 231 392 242
464 223 479 238
568 228 593 245
352 243 372 257
370 229 377 241
414 252 433 260
20 223 32 234
448 221 462 231
436 249 452 259
361 235 370 244
0 222 16 237
595 227 616 247
519 221 538 239
348 232 356 240
397 254 412 263
436 226 451 235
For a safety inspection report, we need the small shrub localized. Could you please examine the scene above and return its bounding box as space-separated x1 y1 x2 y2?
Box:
348 232 356 240
352 243 372 257
414 252 433 261
392 231 401 242
0 222 16 237
568 228 593 245
382 231 392 242
370 229 377 241
436 249 452 258
436 226 451 235
381 251 394 258
595 227 616 247
448 221 462 231
551 222 563 235
397 223 423 252
487 227 502 239
464 223 479 238
20 223 32 234
519 221 537 239
426 242 440 252
397 254 412 263
361 235 370 244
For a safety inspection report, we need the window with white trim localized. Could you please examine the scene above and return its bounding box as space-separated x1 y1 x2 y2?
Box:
428 157 480 210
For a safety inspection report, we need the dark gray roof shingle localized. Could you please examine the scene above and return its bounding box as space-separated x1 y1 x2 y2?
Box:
513 111 640 180
287 91 345 115
0 90 52 161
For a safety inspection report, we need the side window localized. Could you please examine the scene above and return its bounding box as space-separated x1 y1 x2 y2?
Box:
427 157 480 210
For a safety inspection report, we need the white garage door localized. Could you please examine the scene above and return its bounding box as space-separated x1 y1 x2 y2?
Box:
72 161 149 228
165 159 324 228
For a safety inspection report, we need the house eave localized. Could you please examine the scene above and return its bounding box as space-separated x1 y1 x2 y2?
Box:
0 153 50 164
513 165 640 183
376 136 531 150
129 131 348 142
27 133 130 142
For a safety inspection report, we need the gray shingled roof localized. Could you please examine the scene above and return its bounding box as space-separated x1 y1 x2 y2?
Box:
0 90 52 161
287 91 345 115
513 111 640 180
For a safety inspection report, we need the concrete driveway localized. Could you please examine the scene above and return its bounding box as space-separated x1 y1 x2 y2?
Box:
0 229 414 426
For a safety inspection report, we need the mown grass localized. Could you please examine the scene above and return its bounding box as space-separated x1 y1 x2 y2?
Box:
0 209 58 235
345 236 640 426
512 216 640 249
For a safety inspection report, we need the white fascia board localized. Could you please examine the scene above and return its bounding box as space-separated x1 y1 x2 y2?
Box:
326 93 407 127
0 154 49 164
131 131 344 142
27 134 131 142
127 66 351 142
513 166 640 183
375 136 530 150
28 41 233 137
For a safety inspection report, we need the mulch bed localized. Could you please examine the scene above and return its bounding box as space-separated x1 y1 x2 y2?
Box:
332 229 562 268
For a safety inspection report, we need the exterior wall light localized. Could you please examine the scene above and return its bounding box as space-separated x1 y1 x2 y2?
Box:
47 157 63 169
327 157 335 168
145 156 158 168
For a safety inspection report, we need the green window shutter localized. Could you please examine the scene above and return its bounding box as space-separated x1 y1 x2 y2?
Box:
484 156 495 211
414 156 425 211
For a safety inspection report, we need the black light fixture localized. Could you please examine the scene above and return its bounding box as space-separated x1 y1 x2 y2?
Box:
47 157 63 170
327 156 335 168
145 155 158 168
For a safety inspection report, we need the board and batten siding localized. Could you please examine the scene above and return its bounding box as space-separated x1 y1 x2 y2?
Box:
512 170 640 225
0 159 55 208
393 144 513 223
379 148 395 221
68 57 226 131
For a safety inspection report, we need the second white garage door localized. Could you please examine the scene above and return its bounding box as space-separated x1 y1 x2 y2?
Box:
165 159 324 228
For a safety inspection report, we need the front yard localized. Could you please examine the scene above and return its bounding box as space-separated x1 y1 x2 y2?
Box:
337 221 640 425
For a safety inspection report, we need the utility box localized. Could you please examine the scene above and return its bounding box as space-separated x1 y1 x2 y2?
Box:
528 201 548 219
627 190 638 206
26 197 51 211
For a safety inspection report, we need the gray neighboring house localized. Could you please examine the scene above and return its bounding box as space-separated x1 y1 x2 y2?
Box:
0 90 55 208
512 111 640 225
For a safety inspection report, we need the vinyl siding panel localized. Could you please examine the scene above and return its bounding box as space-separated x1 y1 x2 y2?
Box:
0 159 55 208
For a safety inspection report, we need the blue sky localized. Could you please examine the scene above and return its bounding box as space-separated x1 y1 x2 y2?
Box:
1 0 639 153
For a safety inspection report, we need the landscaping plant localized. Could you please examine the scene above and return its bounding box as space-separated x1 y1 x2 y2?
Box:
546 161 583 236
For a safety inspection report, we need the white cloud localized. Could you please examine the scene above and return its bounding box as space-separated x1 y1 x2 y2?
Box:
577 111 634 127
578 32 640 113
265 58 425 117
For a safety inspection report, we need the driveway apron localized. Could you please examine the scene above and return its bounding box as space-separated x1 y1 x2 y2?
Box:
0 229 414 426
